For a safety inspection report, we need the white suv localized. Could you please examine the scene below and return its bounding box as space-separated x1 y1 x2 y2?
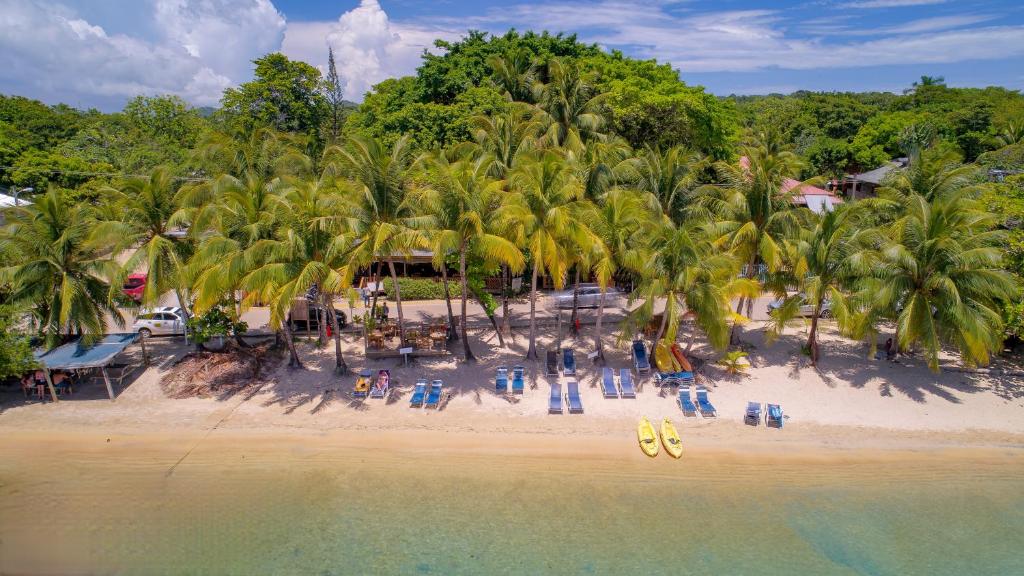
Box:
133 307 186 337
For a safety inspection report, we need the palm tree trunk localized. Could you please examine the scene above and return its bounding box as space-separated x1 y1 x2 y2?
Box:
501 265 512 337
730 255 759 345
594 287 606 365
440 264 458 342
526 264 539 360
459 248 475 362
387 258 406 344
281 320 302 369
323 293 347 375
570 267 581 336
652 300 670 371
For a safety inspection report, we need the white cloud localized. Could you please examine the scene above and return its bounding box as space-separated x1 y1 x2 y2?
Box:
843 0 947 8
0 0 285 109
282 0 459 101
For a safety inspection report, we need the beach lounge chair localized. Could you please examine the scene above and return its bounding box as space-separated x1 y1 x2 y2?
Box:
632 340 651 373
601 367 618 398
745 401 761 425
546 350 559 376
409 379 427 407
566 381 583 413
696 387 717 417
767 403 784 428
619 369 637 398
562 348 576 376
495 366 509 393
548 382 562 414
512 366 525 394
678 386 697 415
425 380 443 408
370 369 390 399
353 369 372 398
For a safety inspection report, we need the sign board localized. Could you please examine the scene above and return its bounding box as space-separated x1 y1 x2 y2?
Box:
399 347 413 355
587 351 599 359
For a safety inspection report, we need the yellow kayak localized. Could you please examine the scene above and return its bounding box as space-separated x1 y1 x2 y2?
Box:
638 416 659 457
660 418 683 459
655 342 682 372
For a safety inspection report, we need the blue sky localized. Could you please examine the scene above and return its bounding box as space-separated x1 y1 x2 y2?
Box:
1 0 1023 110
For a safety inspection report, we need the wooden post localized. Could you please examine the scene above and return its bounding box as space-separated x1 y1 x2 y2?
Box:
42 368 59 402
100 367 115 401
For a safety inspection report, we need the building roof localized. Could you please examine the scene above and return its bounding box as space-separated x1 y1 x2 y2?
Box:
781 178 843 214
848 159 907 185
35 333 138 370
0 193 28 208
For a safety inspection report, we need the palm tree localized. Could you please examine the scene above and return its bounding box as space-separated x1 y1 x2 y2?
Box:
995 120 1024 148
616 146 708 223
857 162 1019 370
418 150 524 361
329 135 424 344
488 48 538 104
625 221 737 360
239 170 352 370
702 135 803 344
500 151 592 359
538 58 608 151
92 167 193 315
0 187 123 349
588 188 649 363
766 205 867 365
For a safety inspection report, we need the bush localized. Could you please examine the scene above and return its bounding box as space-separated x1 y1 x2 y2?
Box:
186 306 248 345
383 277 462 301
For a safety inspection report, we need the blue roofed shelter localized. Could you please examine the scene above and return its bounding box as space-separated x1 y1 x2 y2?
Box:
34 333 140 401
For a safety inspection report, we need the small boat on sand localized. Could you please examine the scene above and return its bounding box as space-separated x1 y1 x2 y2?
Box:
660 418 682 458
638 416 659 457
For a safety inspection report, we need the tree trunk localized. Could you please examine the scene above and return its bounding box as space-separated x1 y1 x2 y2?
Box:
440 263 459 342
570 267 581 336
281 321 302 369
652 299 670 371
501 265 511 337
459 248 475 362
387 258 406 344
807 311 820 366
594 287 606 365
730 254 759 345
486 309 505 347
526 264 539 360
317 300 327 347
368 261 383 321
323 292 348 375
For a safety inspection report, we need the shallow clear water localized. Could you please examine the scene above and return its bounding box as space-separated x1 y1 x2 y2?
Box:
2 438 1022 575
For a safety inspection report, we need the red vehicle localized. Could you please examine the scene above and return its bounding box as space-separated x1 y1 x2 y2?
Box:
122 273 147 301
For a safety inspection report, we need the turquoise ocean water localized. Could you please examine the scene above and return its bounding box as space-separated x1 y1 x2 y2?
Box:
2 440 1022 575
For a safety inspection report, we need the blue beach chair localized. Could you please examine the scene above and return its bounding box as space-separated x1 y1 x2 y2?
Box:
409 379 427 407
619 369 636 398
601 367 618 398
696 387 717 417
546 350 559 376
563 348 576 376
678 386 697 415
632 340 651 373
566 381 583 413
745 401 761 425
767 403 784 428
512 366 525 394
495 366 509 392
548 382 563 414
425 380 443 408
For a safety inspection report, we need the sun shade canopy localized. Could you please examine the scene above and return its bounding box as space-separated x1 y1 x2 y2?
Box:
34 333 138 370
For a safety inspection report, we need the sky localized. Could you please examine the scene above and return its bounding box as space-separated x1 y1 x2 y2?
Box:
1 0 1023 111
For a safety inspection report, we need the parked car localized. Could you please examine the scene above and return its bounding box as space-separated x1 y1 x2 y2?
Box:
551 284 620 309
766 295 833 318
122 273 147 301
133 307 186 337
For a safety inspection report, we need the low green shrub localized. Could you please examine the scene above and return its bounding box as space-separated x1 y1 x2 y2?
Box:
383 277 462 301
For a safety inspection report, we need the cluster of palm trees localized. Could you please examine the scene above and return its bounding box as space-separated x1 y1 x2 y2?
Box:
1 58 1017 374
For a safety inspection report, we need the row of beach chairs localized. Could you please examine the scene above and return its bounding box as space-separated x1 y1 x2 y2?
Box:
495 366 525 393
600 367 636 398
409 379 444 409
549 381 583 414
677 386 717 417
545 349 578 377
745 402 784 427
